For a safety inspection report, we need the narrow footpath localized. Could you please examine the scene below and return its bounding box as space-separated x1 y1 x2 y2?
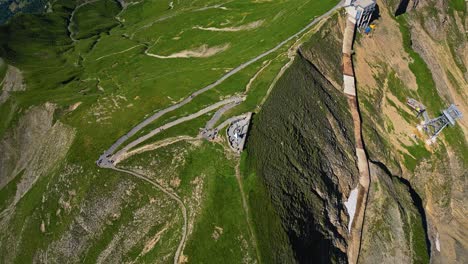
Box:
112 167 187 264
341 12 371 264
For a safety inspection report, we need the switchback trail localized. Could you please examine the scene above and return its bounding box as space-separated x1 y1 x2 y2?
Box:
97 0 344 166
111 96 244 163
96 2 345 263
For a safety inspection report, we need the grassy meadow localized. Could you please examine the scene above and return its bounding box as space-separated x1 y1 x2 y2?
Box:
0 0 340 262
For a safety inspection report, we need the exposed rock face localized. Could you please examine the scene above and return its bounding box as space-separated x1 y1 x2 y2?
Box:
248 46 358 262
300 13 344 89
0 103 75 204
360 162 429 264
387 0 419 16
0 103 75 262
0 64 25 104
352 0 467 263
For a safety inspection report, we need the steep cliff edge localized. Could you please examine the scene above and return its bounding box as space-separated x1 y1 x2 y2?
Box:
244 13 362 263
244 7 455 263
246 49 357 263
360 161 429 263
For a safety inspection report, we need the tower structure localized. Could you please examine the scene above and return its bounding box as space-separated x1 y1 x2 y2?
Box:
420 104 462 142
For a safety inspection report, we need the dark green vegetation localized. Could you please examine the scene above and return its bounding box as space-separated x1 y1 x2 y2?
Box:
240 152 294 263
71 0 120 40
0 0 345 262
401 142 432 172
300 12 343 86
0 58 6 80
0 0 48 25
395 175 430 264
245 48 356 263
449 0 466 13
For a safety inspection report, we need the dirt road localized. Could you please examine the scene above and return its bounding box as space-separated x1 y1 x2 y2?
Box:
96 2 345 262
111 96 244 163
97 0 344 166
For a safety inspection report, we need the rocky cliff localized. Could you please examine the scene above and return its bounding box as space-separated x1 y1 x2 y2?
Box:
245 4 465 262
353 0 467 263
245 14 358 263
247 49 357 263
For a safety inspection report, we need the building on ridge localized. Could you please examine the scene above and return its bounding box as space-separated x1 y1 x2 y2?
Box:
345 0 376 28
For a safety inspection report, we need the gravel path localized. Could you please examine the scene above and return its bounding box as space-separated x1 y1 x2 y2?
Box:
97 0 344 166
111 96 243 162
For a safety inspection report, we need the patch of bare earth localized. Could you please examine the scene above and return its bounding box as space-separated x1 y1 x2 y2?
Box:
88 94 128 125
146 44 230 59
122 142 207 262
0 103 75 203
354 3 418 91
193 20 264 32
211 226 224 241
354 2 424 161
0 65 25 104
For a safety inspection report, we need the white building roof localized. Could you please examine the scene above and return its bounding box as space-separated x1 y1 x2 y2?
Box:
346 6 358 18
353 0 375 9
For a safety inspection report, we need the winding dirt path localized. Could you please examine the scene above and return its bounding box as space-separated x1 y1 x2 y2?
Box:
234 162 261 263
67 0 101 42
95 44 144 61
98 0 344 166
112 167 188 264
96 2 345 262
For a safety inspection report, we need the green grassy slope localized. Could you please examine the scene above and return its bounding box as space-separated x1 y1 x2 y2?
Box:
72 0 120 40
0 0 342 262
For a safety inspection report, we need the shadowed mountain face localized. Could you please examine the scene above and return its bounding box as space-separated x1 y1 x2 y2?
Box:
395 0 410 16
248 50 358 263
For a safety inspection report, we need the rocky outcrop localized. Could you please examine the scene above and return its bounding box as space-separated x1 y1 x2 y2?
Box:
0 103 75 262
360 162 429 264
352 0 467 263
0 103 75 205
388 0 419 16
0 64 25 105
